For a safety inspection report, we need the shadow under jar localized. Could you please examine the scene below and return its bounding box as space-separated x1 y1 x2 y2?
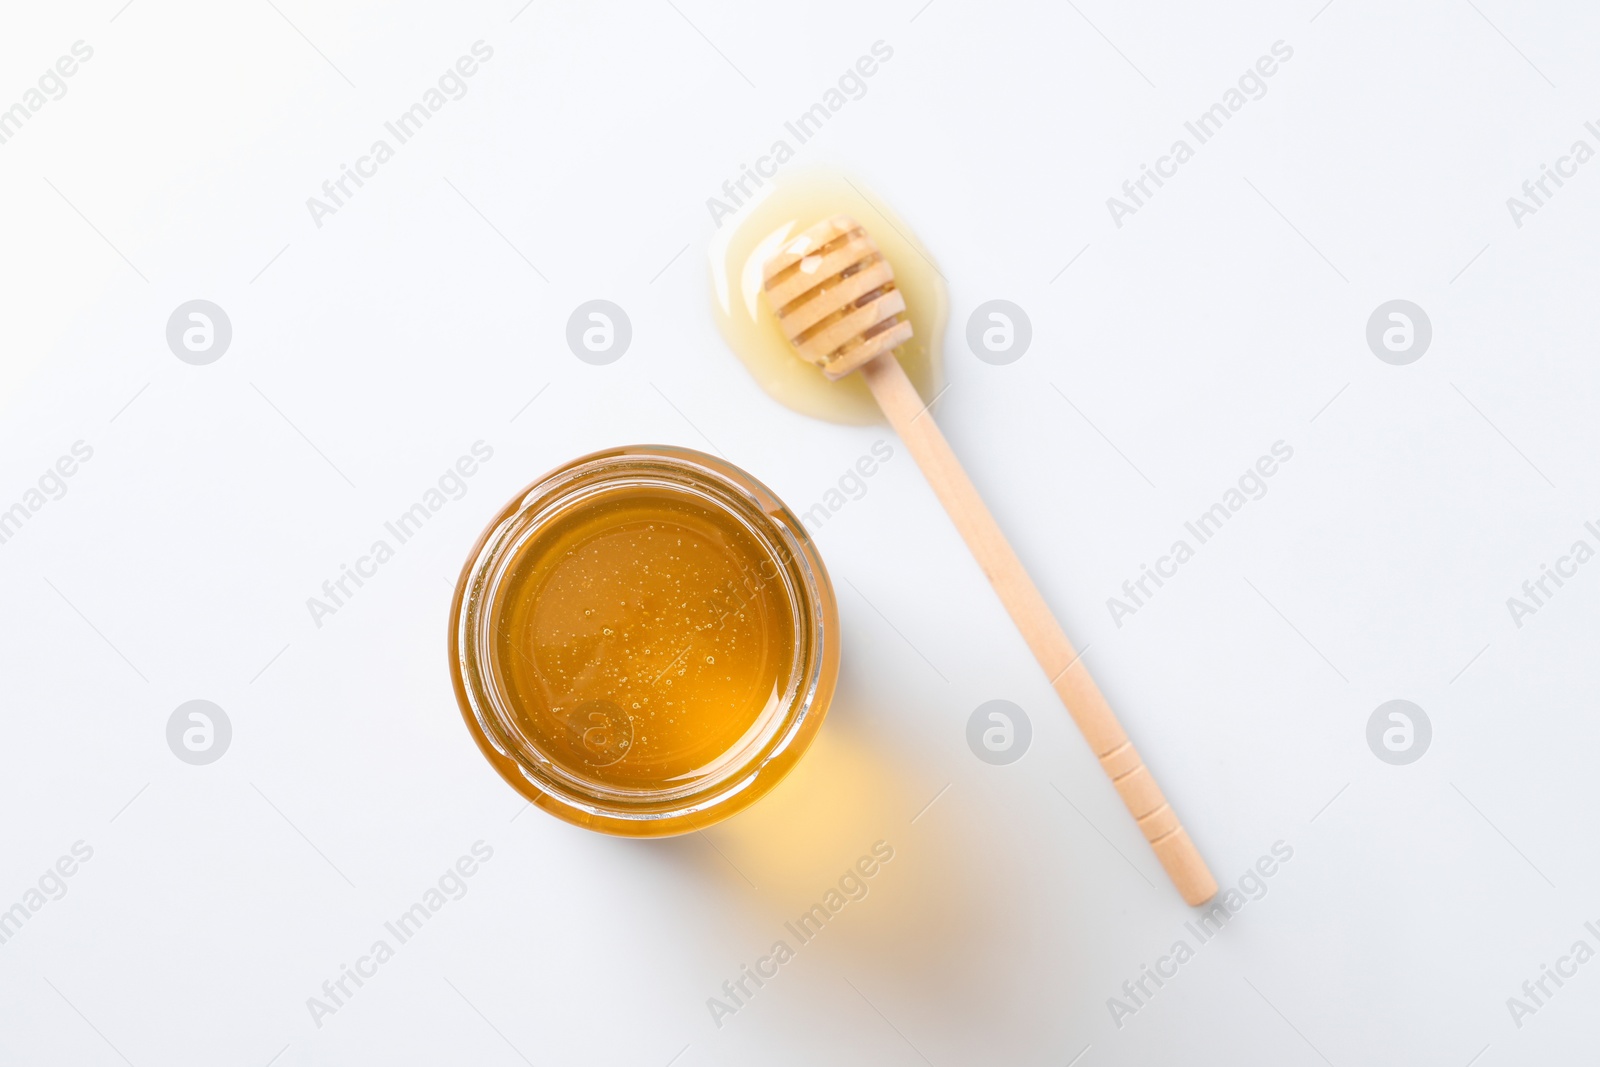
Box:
450 445 839 836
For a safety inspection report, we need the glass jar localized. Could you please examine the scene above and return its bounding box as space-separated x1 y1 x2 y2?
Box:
449 445 839 836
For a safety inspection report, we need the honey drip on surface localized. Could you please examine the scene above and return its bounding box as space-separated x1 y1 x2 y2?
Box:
491 485 797 790
708 169 946 425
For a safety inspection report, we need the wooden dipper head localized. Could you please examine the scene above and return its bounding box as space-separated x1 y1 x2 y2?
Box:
761 215 914 380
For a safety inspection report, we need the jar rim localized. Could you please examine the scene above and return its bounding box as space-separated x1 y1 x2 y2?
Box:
449 445 839 836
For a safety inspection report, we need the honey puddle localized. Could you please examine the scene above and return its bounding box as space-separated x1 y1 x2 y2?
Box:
708 170 946 425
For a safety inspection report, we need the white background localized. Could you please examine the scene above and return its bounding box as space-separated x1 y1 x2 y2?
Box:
2 1 1598 1064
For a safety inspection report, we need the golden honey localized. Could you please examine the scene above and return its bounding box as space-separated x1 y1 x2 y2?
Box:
492 484 795 789
708 169 947 424
451 446 838 835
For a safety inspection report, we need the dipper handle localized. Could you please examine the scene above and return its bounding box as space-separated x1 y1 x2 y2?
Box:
860 353 1217 905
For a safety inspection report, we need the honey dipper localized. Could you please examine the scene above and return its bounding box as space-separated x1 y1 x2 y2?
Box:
763 216 1217 905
